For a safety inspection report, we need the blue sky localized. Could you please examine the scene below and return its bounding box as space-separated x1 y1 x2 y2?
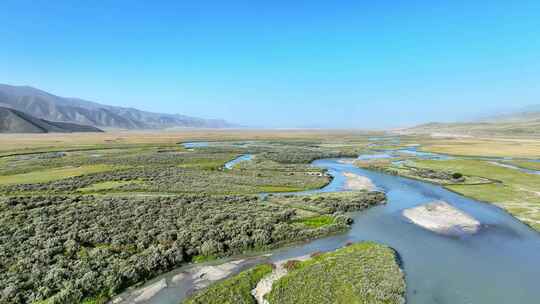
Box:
1 1 539 128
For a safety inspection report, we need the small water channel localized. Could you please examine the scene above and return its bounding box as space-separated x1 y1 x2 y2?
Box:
224 154 253 169
119 143 540 304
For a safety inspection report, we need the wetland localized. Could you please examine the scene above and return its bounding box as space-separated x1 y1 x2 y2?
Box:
1 133 540 304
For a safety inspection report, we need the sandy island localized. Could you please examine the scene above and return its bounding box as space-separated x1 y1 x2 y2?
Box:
402 201 480 235
343 172 376 191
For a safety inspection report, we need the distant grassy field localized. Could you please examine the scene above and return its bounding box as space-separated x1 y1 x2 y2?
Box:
0 130 376 156
266 242 405 304
414 159 540 231
0 164 116 185
506 160 540 170
419 138 540 158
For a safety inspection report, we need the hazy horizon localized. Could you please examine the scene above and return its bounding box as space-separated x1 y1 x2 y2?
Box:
2 1 539 128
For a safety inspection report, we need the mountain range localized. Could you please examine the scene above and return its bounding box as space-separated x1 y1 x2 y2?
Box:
0 84 234 131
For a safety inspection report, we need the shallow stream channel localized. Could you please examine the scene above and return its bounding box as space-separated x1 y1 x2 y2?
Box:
113 145 540 304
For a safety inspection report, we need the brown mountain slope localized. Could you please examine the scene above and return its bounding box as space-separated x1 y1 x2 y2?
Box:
0 106 103 133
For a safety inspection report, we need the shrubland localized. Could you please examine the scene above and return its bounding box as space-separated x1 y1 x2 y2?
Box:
0 139 387 303
1 193 378 303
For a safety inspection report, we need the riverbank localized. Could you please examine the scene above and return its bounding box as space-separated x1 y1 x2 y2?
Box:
183 263 273 304
181 242 405 304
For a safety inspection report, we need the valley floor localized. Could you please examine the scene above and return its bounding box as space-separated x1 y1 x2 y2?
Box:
1 130 540 304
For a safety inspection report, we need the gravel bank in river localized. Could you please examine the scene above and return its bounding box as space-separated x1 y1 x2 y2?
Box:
343 172 376 191
402 201 480 235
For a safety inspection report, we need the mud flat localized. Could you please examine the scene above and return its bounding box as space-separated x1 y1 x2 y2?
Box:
402 201 480 235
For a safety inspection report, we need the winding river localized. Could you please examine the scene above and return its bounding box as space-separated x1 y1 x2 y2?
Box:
115 144 540 304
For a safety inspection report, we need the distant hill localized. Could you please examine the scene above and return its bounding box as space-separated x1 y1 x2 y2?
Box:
0 106 103 133
0 84 235 130
478 105 540 123
403 105 540 137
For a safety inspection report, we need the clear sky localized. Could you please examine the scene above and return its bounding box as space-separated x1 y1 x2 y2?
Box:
1 1 539 128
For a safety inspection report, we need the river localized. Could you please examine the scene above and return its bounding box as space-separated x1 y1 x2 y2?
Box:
116 145 540 304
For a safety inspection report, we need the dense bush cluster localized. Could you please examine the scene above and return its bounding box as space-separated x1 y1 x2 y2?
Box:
262 149 357 164
0 145 333 196
0 140 379 303
268 191 386 214
188 141 359 164
1 164 327 195
0 149 234 177
0 194 355 303
410 167 464 181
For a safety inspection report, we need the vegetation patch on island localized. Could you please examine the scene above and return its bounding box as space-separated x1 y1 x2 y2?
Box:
265 242 406 304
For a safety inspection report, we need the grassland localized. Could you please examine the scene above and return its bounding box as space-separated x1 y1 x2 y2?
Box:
418 137 540 158
265 242 405 304
505 160 540 170
183 264 273 304
0 164 116 185
0 130 376 156
402 115 540 138
292 215 335 228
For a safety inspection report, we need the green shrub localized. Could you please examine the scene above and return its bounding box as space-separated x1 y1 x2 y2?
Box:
452 172 463 179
